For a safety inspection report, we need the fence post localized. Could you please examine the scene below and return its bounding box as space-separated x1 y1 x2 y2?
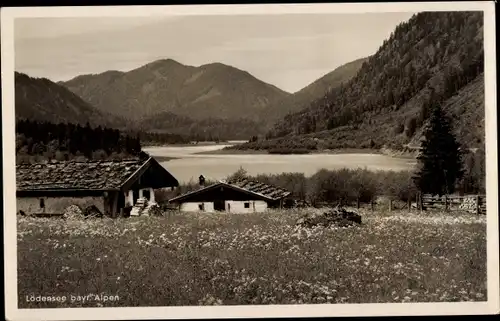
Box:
408 198 411 212
389 199 392 212
357 197 360 209
444 195 448 211
371 199 374 213
419 192 423 212
476 195 480 214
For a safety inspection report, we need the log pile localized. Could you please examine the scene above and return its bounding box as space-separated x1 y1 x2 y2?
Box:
296 206 362 228
131 197 161 216
459 197 478 213
63 205 83 219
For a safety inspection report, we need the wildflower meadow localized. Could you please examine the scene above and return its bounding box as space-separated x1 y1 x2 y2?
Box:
17 209 487 308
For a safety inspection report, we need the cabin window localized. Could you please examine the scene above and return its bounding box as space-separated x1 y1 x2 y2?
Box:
39 198 45 208
244 202 250 209
198 203 205 211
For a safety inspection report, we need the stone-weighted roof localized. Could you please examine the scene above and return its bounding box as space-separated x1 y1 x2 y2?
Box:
169 178 291 202
228 179 291 200
16 158 147 191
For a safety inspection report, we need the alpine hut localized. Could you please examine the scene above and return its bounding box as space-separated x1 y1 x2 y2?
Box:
168 179 291 213
16 156 179 217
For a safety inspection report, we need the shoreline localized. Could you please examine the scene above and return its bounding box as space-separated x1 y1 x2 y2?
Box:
142 142 232 148
150 156 179 162
194 147 417 159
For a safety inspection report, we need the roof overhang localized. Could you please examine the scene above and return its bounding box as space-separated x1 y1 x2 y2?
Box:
120 157 179 191
169 181 290 203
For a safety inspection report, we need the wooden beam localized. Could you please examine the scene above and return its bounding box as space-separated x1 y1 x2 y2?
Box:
112 192 119 218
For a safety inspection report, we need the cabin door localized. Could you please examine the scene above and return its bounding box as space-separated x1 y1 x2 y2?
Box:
214 200 225 211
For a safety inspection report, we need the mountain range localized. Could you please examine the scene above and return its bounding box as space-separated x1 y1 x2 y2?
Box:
60 59 289 121
15 11 484 151
15 56 365 139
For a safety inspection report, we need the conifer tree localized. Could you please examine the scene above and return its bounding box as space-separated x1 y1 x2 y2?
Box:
413 104 464 195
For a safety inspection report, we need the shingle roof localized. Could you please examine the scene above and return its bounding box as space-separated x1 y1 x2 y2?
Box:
227 179 291 200
169 179 291 203
16 158 147 191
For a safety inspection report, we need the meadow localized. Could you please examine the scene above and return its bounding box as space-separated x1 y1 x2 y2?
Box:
17 208 487 308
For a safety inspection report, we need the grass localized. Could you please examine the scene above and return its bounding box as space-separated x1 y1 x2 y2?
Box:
17 209 486 308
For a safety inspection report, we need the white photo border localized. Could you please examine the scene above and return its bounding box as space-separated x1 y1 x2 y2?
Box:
2 2 498 320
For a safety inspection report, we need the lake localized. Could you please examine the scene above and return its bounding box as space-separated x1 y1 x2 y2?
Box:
143 145 417 184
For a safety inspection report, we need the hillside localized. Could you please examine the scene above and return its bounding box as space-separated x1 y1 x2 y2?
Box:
259 57 368 122
15 72 125 128
409 73 485 148
235 11 485 152
60 59 290 121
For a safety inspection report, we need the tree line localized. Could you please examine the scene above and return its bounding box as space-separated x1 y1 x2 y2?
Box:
140 112 266 142
16 119 142 163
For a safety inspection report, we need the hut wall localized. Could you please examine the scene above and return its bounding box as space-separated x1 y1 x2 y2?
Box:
179 202 215 213
225 200 268 213
17 196 105 215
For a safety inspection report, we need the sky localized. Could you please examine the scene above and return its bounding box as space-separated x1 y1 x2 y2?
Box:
14 13 415 93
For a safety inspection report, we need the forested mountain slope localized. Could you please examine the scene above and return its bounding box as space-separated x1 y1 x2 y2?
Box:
235 11 484 152
15 72 126 128
258 57 368 122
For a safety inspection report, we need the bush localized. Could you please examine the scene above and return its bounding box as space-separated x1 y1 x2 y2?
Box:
253 172 308 200
377 170 418 201
227 167 248 181
306 168 380 205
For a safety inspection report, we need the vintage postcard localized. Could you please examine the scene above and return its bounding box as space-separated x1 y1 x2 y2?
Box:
2 2 498 320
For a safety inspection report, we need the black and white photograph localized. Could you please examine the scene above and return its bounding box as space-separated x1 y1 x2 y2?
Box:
2 2 499 320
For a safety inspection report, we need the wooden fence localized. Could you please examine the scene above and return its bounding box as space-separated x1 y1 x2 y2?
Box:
419 193 486 214
308 193 487 215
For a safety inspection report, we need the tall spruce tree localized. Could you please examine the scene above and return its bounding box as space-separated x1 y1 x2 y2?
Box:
413 104 464 195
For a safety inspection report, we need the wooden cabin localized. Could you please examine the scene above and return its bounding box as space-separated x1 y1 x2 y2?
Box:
169 179 291 213
16 157 179 217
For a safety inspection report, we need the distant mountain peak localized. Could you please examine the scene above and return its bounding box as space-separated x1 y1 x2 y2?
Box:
145 58 185 68
60 58 290 122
